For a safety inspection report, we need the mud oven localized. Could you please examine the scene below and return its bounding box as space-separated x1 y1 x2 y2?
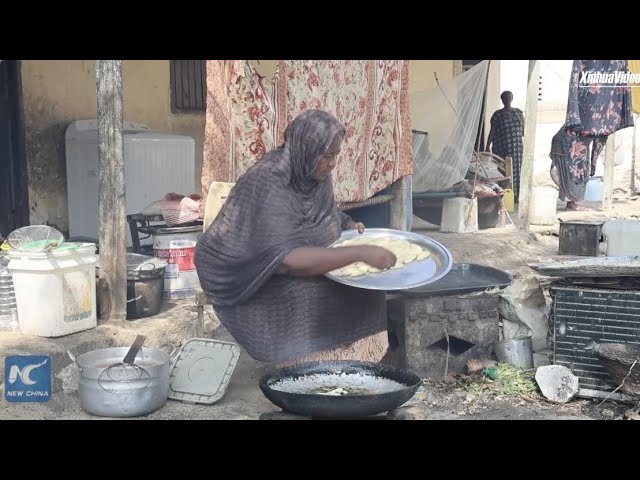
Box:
386 293 500 378
383 263 513 378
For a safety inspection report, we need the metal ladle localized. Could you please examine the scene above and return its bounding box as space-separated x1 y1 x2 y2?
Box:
98 335 151 394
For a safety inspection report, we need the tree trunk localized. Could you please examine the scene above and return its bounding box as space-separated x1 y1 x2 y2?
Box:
96 60 127 321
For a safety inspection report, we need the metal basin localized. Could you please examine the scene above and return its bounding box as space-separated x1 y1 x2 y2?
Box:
260 360 422 419
77 346 170 418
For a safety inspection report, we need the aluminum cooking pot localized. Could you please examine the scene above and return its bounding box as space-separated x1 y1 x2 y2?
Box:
72 346 171 418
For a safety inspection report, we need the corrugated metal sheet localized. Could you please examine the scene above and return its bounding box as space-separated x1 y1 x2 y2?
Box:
552 285 640 392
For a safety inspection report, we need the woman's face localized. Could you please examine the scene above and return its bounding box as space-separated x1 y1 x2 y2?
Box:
312 133 343 182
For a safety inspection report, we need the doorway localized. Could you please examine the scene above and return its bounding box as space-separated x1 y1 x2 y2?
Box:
0 60 29 239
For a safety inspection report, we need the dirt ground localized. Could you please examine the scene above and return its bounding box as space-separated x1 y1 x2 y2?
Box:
1 194 638 420
2 319 634 420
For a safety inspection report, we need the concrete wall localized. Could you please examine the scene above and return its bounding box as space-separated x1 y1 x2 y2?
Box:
20 60 205 234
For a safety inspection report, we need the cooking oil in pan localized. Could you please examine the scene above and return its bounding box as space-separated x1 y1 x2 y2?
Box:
312 386 373 396
272 372 406 396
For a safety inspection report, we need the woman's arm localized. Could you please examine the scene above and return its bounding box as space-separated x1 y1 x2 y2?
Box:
279 247 363 277
279 245 396 277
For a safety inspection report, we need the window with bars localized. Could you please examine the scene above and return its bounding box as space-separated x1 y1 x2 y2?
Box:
170 60 206 113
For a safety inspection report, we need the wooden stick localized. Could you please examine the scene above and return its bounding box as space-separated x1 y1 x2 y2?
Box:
519 61 541 233
603 134 615 210
631 119 640 195
597 359 638 407
444 327 450 380
96 60 127 322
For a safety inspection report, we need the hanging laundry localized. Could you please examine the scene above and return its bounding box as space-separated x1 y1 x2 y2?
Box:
560 60 634 186
565 60 634 137
201 60 413 205
549 127 605 206
274 61 413 202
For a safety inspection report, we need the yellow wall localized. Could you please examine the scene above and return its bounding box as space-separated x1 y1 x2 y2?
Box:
408 61 456 156
408 61 455 123
20 60 204 233
408 60 455 94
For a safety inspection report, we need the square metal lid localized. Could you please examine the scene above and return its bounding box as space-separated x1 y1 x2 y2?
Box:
168 338 241 405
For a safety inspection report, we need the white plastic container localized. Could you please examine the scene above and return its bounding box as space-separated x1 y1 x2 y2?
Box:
601 220 640 256
584 177 604 203
152 226 202 300
530 187 559 226
440 197 478 233
7 243 97 337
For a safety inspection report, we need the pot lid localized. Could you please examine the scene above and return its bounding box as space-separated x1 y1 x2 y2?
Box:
150 224 203 235
168 338 240 405
126 253 167 274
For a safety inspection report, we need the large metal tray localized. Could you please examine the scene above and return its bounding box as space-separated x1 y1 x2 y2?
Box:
397 263 513 297
324 228 453 291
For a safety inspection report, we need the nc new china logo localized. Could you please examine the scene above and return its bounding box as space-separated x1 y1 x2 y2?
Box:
4 355 51 402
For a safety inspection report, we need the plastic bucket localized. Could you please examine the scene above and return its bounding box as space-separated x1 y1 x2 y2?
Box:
151 225 202 300
7 243 97 337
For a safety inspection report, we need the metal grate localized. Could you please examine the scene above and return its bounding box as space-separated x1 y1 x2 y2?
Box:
552 285 640 392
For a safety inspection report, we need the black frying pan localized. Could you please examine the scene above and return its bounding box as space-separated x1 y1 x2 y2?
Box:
259 360 422 419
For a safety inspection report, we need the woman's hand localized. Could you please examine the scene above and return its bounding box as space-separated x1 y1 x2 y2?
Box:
280 243 395 277
358 246 397 271
346 221 365 234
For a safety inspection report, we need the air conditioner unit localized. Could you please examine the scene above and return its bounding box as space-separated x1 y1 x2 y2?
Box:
65 120 196 246
551 283 640 399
